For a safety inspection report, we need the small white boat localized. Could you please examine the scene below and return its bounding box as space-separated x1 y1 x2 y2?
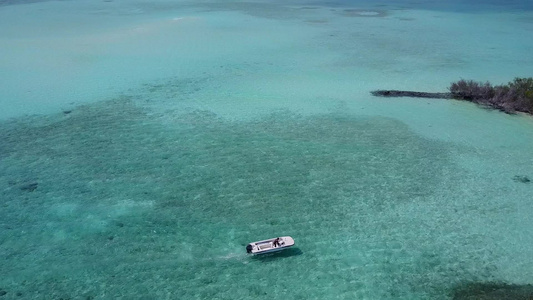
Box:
246 236 295 255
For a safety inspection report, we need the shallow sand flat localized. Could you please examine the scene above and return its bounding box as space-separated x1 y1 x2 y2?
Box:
1 1 533 299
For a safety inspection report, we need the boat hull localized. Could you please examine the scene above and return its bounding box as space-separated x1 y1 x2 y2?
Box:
246 236 295 255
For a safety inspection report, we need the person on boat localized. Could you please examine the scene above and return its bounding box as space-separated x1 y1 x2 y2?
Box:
273 238 281 247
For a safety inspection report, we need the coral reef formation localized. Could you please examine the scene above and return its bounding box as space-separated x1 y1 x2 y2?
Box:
452 282 533 300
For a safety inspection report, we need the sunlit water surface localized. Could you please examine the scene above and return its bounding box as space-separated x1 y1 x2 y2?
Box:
1 0 533 299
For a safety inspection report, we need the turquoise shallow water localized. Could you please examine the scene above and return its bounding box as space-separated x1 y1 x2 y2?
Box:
1 1 533 299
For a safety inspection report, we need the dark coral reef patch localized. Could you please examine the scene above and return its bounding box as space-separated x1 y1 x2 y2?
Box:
452 282 533 300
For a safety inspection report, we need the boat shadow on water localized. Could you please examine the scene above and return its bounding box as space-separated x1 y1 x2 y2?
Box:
250 248 303 261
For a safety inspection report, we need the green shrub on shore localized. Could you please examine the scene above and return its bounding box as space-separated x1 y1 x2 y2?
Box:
449 77 533 114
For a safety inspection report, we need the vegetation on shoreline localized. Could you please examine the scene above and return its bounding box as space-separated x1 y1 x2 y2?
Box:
371 77 533 115
449 77 533 114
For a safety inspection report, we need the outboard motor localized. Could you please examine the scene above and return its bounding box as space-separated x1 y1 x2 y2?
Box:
246 244 253 254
